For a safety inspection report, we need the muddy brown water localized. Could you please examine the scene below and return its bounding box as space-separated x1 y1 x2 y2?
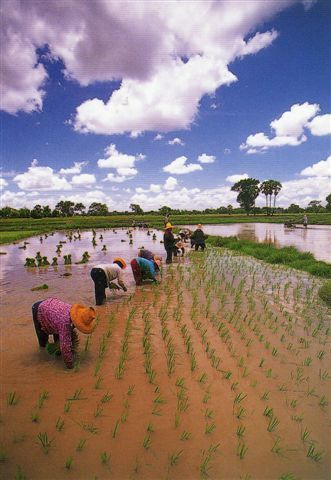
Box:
180 224 331 263
1 229 330 479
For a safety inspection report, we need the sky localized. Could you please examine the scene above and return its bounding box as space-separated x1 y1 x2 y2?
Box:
1 0 331 212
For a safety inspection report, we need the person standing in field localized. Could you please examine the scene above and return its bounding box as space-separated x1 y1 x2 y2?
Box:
130 257 161 285
32 298 96 369
302 214 308 228
163 223 176 264
90 257 127 305
191 224 208 251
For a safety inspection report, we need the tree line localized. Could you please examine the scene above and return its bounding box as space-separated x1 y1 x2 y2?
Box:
0 187 330 218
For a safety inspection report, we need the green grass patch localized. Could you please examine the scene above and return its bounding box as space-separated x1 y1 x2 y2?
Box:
207 236 331 278
318 281 331 306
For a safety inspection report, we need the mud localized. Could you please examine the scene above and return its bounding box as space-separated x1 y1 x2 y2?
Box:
1 229 330 479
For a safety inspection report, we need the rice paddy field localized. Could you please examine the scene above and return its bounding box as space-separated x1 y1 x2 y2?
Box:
1 228 330 480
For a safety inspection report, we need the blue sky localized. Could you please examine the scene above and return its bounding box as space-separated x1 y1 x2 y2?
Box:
1 0 330 211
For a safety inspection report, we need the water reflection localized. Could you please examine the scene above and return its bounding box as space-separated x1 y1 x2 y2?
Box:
180 223 331 263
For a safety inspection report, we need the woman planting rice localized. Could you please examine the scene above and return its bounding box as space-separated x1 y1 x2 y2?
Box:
90 257 128 305
32 298 96 369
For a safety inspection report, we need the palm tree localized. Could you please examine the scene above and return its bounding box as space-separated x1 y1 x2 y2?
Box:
260 180 273 215
271 180 282 215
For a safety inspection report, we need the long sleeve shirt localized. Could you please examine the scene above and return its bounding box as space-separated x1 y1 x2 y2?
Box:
94 263 126 289
136 257 158 280
163 230 176 249
38 298 74 368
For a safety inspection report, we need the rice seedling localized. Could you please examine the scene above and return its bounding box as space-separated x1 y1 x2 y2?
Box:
180 431 191 440
146 423 154 433
15 466 26 480
261 391 269 401
235 406 246 420
37 390 49 408
267 416 280 432
236 425 246 438
100 451 111 465
300 427 310 443
143 434 151 449
80 422 98 434
154 393 166 404
31 410 39 423
7 391 19 406
94 405 103 417
65 456 73 470
231 382 239 391
234 392 247 405
127 384 135 396
319 395 328 409
0 447 6 463
205 422 216 435
317 350 325 360
199 373 208 384
169 449 183 466
55 416 64 432
152 405 162 416
271 437 284 455
306 443 324 462
291 413 304 423
37 432 53 454
64 401 72 413
94 375 103 389
76 439 86 452
319 369 330 381
112 419 120 438
279 474 298 480
203 392 211 404
237 441 248 459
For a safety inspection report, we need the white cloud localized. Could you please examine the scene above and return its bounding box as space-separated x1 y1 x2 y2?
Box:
97 144 143 181
300 156 331 177
306 114 331 136
59 190 112 207
276 176 330 207
13 160 71 191
168 137 185 146
238 29 278 57
164 176 178 190
71 173 96 186
226 173 249 183
59 162 87 175
241 102 321 153
104 173 132 183
154 134 164 141
0 178 8 188
198 153 216 164
163 156 203 175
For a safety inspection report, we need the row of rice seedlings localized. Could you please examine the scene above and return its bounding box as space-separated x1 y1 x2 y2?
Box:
115 307 136 379
142 309 157 384
158 302 177 376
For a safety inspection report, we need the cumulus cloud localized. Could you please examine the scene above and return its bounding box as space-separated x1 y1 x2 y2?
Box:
59 162 87 175
164 176 178 190
198 154 216 164
300 156 331 177
0 178 8 188
168 137 185 146
97 144 143 182
71 173 96 186
241 102 322 153
163 156 203 175
2 0 303 132
226 173 249 183
13 160 71 191
306 114 331 136
154 134 164 141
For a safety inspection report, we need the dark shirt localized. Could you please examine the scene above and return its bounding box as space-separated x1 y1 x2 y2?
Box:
139 249 154 261
191 229 207 244
164 230 176 249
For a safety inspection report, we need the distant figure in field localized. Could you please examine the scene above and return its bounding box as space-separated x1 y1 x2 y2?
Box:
191 224 208 251
32 298 96 369
163 223 176 264
90 258 127 305
130 257 161 286
302 214 308 228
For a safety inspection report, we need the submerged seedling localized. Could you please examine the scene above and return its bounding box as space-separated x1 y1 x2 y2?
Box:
7 391 19 406
76 439 86 451
37 432 53 454
65 456 73 470
100 451 110 465
169 449 183 466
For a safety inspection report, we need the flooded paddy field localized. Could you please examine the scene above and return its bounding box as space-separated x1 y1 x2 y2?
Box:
180 224 331 263
1 228 330 479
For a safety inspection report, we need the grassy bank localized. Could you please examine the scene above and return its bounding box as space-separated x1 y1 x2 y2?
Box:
207 235 331 278
1 212 330 244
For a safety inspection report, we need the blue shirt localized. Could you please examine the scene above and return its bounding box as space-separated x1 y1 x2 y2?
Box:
136 257 157 279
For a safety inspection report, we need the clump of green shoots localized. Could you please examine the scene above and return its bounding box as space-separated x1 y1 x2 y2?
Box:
7 391 19 406
37 432 53 454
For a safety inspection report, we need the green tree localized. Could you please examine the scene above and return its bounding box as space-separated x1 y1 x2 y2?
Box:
287 203 301 213
31 204 44 219
227 204 233 215
54 200 75 217
74 203 86 215
158 206 171 216
326 193 331 212
42 205 52 217
88 202 109 216
0 206 18 218
231 178 260 215
307 200 322 213
18 208 31 218
129 203 144 215
260 180 273 215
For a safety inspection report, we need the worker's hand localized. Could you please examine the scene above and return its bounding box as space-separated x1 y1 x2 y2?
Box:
109 282 120 290
122 286 127 292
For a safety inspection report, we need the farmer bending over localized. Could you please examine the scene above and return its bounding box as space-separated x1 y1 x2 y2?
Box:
131 257 161 286
191 224 208 251
32 298 96 369
138 247 162 264
90 257 127 305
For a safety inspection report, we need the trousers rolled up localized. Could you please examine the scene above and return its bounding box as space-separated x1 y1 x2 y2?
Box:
90 267 108 305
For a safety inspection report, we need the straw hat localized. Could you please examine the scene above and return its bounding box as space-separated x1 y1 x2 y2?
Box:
153 255 162 262
197 224 203 229
165 223 174 229
113 257 127 269
70 304 96 335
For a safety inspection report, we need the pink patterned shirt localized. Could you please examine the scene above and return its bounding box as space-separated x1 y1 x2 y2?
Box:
38 298 74 368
